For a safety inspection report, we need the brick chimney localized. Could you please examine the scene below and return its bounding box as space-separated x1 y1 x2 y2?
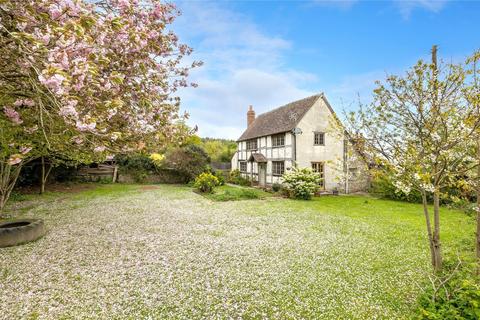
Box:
247 105 255 127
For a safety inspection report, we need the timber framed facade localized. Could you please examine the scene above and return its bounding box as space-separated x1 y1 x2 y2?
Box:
231 93 370 193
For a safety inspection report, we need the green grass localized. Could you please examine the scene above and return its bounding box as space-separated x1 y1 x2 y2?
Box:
1 184 475 319
201 184 273 201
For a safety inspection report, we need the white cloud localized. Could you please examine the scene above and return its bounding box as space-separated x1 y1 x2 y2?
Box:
180 68 315 139
174 2 317 139
394 0 449 19
323 70 385 112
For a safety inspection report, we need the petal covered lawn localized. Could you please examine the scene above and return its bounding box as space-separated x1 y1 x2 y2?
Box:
0 184 474 319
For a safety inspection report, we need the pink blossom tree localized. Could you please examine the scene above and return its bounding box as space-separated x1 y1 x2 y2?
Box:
0 0 201 214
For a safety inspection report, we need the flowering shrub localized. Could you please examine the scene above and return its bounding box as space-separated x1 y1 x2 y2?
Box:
0 0 201 213
194 172 219 193
149 153 165 167
282 167 321 200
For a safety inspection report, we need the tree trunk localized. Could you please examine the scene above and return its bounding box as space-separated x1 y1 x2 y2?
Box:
422 191 436 269
432 190 443 272
40 157 52 195
41 156 45 194
0 163 22 218
477 139 480 274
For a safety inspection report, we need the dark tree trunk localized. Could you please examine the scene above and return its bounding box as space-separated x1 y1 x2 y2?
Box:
432 190 442 272
422 191 436 269
41 156 45 194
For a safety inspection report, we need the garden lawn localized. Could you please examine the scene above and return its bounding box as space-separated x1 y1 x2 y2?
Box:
0 184 475 319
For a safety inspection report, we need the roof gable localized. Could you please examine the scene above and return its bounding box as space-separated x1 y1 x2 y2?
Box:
238 94 322 141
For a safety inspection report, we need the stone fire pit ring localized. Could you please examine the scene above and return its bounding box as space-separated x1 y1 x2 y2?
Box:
0 219 45 247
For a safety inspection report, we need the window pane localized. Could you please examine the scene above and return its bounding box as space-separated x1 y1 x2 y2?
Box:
272 133 285 147
314 132 325 145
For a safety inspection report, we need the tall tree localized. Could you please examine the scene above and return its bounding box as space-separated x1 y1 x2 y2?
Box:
0 0 201 214
346 47 480 272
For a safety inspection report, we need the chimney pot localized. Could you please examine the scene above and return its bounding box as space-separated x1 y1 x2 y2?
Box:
247 105 255 127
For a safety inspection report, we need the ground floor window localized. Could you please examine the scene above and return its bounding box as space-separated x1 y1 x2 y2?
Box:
272 161 285 176
240 161 247 172
311 162 325 188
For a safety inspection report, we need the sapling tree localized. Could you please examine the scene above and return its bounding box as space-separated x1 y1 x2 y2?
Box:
346 47 480 272
0 0 201 214
464 50 480 272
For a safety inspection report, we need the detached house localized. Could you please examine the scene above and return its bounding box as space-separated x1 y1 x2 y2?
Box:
231 93 369 193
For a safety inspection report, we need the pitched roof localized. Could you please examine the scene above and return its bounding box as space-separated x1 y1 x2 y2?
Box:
237 94 323 141
248 153 267 163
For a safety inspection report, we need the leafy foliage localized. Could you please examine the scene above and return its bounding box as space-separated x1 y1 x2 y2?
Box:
228 169 251 186
201 138 237 162
212 170 226 186
194 172 219 193
272 183 282 192
282 167 321 200
201 185 270 201
416 263 480 320
163 145 210 183
115 154 155 183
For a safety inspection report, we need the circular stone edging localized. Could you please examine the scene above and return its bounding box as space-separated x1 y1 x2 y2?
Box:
0 219 45 248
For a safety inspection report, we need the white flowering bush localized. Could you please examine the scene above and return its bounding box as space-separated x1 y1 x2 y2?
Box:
282 167 321 200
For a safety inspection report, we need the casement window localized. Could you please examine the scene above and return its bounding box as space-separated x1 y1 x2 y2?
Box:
272 161 285 176
272 133 285 147
240 161 247 172
246 139 257 150
314 132 325 146
312 162 325 188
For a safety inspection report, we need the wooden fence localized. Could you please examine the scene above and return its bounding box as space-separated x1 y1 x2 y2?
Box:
76 164 118 182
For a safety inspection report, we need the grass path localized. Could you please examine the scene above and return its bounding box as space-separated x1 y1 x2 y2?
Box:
0 184 475 319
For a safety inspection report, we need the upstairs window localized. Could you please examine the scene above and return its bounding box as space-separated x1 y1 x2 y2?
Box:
314 132 325 146
312 162 325 188
246 139 257 150
240 161 247 172
272 133 285 147
272 161 285 176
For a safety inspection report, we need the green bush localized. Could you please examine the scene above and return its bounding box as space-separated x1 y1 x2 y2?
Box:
272 183 282 192
194 172 219 193
228 169 251 186
115 153 155 183
282 167 321 200
163 145 211 183
415 263 480 320
371 170 477 210
213 170 226 186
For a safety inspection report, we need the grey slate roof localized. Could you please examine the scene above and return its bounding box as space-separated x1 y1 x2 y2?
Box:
248 153 267 163
237 94 322 141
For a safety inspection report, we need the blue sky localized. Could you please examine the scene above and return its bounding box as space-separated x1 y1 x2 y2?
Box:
174 0 480 139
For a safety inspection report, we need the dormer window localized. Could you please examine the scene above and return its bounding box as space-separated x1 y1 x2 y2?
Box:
246 139 257 150
272 133 285 147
